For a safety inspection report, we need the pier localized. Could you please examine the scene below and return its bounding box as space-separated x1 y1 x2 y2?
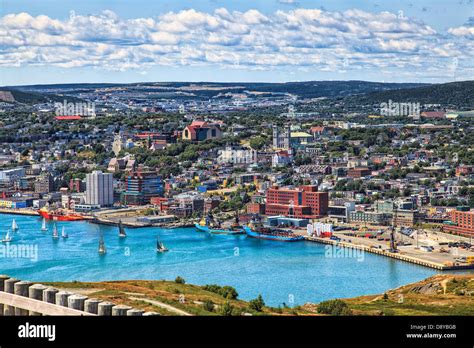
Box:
302 235 474 271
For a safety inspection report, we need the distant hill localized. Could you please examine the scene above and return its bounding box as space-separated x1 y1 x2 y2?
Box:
0 87 81 104
343 80 474 107
7 80 429 100
247 80 429 98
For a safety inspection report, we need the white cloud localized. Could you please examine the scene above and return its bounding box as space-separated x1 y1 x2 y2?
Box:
0 8 472 79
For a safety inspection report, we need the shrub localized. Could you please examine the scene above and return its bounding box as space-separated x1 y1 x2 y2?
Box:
175 276 185 284
219 301 234 316
317 299 352 316
248 294 265 312
202 300 214 312
203 284 239 300
383 293 389 300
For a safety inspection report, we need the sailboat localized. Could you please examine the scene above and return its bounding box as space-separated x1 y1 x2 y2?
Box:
118 220 127 238
156 238 169 253
61 226 68 239
41 218 48 232
1 230 12 243
11 219 18 231
52 224 59 239
98 235 106 255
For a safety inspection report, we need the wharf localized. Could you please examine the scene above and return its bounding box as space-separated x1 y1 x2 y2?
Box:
0 208 39 216
89 217 195 229
303 235 474 271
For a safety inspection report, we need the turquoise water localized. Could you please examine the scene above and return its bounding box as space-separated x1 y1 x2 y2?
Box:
0 213 446 306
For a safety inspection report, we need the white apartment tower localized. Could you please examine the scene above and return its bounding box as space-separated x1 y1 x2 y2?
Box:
85 170 114 207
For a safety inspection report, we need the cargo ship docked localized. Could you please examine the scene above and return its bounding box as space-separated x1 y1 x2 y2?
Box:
243 222 304 242
38 207 85 221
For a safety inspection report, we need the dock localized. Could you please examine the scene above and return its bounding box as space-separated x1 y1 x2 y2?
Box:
0 208 39 216
303 235 474 271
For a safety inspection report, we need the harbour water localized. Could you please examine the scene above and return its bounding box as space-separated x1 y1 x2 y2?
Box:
0 213 444 306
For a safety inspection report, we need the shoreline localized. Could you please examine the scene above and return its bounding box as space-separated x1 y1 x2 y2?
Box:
303 235 474 271
2 210 473 271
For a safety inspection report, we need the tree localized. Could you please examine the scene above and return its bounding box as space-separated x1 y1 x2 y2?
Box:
248 294 265 312
174 276 185 284
249 136 267 150
219 301 234 316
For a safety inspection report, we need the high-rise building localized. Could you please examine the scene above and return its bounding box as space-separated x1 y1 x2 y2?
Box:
85 171 114 207
120 167 163 205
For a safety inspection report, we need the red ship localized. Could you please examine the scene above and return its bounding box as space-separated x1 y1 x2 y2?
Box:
38 208 85 221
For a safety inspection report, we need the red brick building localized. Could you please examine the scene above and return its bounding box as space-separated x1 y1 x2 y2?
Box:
265 185 328 218
348 167 371 178
246 202 266 215
444 208 474 237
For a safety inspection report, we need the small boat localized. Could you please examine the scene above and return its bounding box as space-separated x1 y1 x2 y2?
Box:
98 235 106 255
156 239 168 252
118 220 127 238
1 230 12 243
61 226 68 239
52 224 59 239
11 219 18 231
41 218 48 232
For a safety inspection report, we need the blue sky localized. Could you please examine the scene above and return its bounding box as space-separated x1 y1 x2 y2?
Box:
1 0 473 85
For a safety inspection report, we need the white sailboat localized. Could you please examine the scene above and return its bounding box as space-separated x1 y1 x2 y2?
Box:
52 224 59 239
98 235 106 255
11 219 18 231
1 230 12 243
41 218 48 232
156 237 169 253
61 226 68 239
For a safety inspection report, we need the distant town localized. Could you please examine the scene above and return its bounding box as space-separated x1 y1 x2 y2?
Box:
0 80 473 270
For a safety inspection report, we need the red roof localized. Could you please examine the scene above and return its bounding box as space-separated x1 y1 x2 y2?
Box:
421 112 445 118
310 126 325 133
190 120 207 127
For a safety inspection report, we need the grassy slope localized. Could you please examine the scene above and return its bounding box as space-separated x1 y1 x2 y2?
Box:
45 274 474 316
340 274 474 316
44 279 312 316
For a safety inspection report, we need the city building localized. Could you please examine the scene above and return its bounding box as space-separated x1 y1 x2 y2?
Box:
121 167 163 205
272 125 291 149
328 202 356 222
0 167 25 183
182 121 222 142
218 145 257 164
34 174 54 194
392 209 418 227
69 178 86 193
444 207 474 237
347 167 372 178
265 185 328 218
85 170 114 207
349 211 389 225
272 150 293 168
